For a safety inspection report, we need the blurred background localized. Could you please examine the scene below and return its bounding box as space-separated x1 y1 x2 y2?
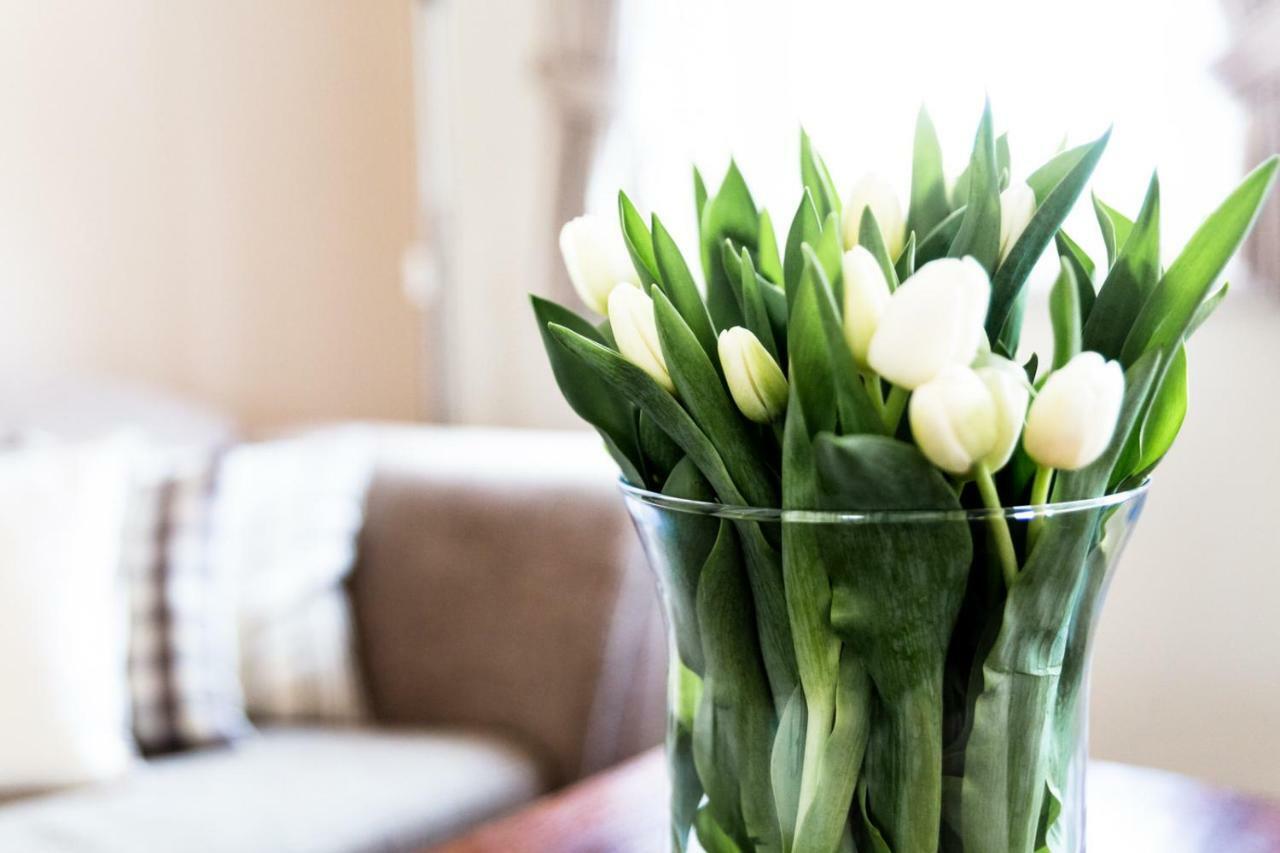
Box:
0 0 1277 811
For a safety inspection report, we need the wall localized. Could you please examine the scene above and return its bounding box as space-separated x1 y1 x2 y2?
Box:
0 1 422 430
421 0 575 428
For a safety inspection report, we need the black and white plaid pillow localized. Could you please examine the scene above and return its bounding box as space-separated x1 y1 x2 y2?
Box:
123 450 252 755
123 433 372 755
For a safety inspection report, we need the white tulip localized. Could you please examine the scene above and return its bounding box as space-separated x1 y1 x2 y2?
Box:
718 327 788 423
909 366 998 475
841 246 891 367
974 356 1031 470
608 285 674 393
1024 352 1126 471
998 183 1037 262
559 214 641 315
867 257 991 390
841 174 906 259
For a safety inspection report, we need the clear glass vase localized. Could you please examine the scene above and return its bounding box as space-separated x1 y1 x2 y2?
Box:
621 480 1149 853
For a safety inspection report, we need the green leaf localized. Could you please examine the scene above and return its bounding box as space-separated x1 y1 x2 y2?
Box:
857 781 892 853
701 161 759 331
736 249 781 364
1082 173 1160 360
779 394 841 848
996 132 1012 190
815 211 846 302
793 650 872 853
1121 156 1279 366
1092 193 1135 268
801 245 884 436
546 323 745 506
640 409 682 486
693 521 781 852
1049 257 1082 371
895 232 917 282
785 190 823 309
1054 231 1097 324
531 296 642 482
657 457 718 676
770 688 808 851
788 253 838 436
694 807 745 853
670 722 704 853
694 167 709 231
1188 282 1229 339
1130 345 1189 481
987 129 1110 348
916 206 965 265
801 129 842 221
759 277 791 364
996 288 1030 358
653 213 718 361
1026 140 1094 204
757 210 784 285
651 288 778 509
858 208 900 290
908 107 950 239
619 190 660 286
721 239 750 318
550 320 799 715
813 433 971 853
949 101 1002 272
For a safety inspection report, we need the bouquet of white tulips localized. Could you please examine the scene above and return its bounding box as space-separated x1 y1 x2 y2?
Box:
533 103 1277 853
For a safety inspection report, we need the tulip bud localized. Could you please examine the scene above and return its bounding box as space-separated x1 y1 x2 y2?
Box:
1024 351 1125 471
998 183 1037 262
718 327 788 423
867 257 991 390
909 366 998 475
559 214 641 315
974 356 1031 470
608 285 674 393
841 246 891 367
841 174 906 259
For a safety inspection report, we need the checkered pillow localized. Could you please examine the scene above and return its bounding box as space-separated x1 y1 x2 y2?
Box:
123 450 251 755
124 433 373 754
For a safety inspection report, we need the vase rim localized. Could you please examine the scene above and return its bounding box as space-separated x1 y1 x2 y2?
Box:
618 477 1150 523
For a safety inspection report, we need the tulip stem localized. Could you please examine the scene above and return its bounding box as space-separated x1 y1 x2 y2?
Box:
863 373 887 422
770 420 786 447
882 385 909 434
1028 465 1055 548
974 463 1019 589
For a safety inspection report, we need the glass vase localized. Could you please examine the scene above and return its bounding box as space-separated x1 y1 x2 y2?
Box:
621 480 1149 853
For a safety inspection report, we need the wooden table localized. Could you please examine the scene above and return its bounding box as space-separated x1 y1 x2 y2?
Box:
433 748 1280 852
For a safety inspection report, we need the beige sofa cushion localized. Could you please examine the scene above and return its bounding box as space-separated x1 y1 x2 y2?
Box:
0 726 546 852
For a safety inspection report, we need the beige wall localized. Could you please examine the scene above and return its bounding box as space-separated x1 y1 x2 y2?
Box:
0 1 422 430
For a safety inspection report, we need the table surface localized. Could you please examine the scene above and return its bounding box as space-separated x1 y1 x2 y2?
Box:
432 747 1280 853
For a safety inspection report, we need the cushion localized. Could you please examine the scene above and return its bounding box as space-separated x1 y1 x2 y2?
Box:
124 448 251 754
0 727 547 852
214 430 374 723
0 439 136 791
124 431 374 755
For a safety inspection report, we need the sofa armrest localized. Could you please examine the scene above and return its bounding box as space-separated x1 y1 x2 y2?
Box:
349 425 665 786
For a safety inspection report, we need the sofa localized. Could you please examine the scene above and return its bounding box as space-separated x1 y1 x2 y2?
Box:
0 425 667 852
